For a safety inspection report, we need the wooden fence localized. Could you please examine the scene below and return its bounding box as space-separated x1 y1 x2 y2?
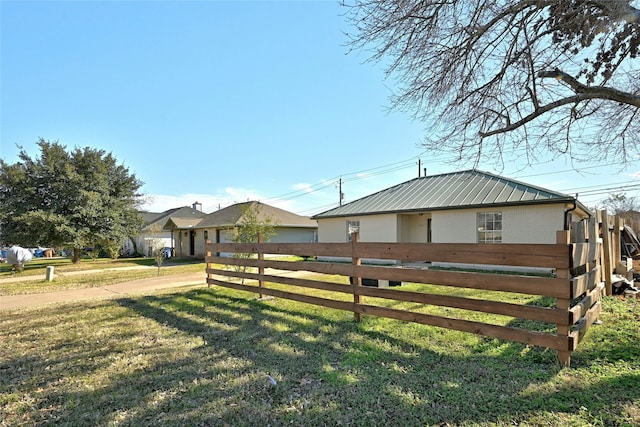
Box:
597 210 626 294
205 220 604 367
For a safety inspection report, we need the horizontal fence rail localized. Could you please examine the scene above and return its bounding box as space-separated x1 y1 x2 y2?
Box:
205 224 604 367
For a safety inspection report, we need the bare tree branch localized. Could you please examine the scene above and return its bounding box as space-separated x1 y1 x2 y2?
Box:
538 68 640 106
345 0 640 166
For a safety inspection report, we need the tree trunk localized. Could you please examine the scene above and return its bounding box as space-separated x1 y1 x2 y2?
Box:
72 248 82 264
128 236 139 256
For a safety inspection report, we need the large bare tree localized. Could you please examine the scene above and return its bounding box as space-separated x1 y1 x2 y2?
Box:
345 0 640 167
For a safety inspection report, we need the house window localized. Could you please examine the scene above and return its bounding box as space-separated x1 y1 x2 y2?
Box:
204 230 208 241
477 212 502 243
346 220 360 242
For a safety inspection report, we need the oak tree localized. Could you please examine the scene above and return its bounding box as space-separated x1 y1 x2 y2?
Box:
345 0 640 166
0 139 145 263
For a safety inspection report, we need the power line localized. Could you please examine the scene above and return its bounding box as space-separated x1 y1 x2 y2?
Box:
200 151 435 213
202 149 640 214
259 151 431 204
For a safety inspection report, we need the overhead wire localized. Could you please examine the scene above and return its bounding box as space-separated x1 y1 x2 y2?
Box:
203 149 640 214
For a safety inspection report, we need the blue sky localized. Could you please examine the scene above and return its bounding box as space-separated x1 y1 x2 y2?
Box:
2 1 639 216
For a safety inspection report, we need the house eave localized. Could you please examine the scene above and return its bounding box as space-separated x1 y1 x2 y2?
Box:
312 198 590 219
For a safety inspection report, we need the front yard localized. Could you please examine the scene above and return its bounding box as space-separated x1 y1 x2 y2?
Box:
1 278 639 426
0 257 205 296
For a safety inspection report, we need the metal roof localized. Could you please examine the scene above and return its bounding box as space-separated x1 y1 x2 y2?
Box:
312 169 587 219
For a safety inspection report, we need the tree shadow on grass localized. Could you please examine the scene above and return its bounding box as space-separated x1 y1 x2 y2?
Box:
474 295 640 368
2 289 639 426
117 289 640 425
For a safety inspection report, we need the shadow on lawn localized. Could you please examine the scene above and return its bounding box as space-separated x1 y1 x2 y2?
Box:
4 290 638 426
116 290 640 425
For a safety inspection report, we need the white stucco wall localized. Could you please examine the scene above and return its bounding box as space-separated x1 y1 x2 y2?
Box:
431 204 571 244
174 229 197 258
502 204 567 243
399 213 431 243
317 215 398 242
269 228 317 243
431 210 477 243
317 217 349 242
200 227 317 258
122 232 172 257
317 203 586 245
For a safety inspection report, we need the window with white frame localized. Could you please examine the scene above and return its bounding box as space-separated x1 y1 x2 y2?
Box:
477 212 502 243
346 220 360 242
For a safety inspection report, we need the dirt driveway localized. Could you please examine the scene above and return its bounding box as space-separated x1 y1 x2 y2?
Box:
0 269 207 311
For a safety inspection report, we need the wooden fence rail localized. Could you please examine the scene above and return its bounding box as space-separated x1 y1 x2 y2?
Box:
205 220 604 366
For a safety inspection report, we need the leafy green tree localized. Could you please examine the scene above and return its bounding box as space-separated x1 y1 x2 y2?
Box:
0 138 145 263
345 0 640 166
232 202 277 245
231 202 278 283
146 223 167 275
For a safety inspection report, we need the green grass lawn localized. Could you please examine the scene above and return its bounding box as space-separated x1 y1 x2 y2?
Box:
1 279 639 426
0 258 206 296
0 256 158 276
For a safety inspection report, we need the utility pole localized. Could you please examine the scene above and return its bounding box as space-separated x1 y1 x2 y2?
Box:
338 178 344 206
418 159 421 177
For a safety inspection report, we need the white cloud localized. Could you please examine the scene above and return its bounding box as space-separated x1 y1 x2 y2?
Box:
292 182 314 193
140 185 332 217
356 172 374 179
140 193 228 213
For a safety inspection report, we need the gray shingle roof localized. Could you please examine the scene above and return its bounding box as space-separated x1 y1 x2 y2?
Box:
196 201 317 229
312 169 586 219
143 206 207 230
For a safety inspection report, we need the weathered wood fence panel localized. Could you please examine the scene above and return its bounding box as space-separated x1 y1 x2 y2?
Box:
568 217 604 358
205 222 605 367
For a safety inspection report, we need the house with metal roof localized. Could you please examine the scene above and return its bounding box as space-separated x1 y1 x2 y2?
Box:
311 170 591 247
164 201 317 258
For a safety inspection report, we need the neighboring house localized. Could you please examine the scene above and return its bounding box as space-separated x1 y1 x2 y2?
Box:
164 201 318 258
123 202 207 257
311 169 591 250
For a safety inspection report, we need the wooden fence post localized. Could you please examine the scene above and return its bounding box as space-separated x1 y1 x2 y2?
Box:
351 231 362 322
556 229 572 367
206 240 211 288
258 232 265 299
599 210 613 295
614 215 622 270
